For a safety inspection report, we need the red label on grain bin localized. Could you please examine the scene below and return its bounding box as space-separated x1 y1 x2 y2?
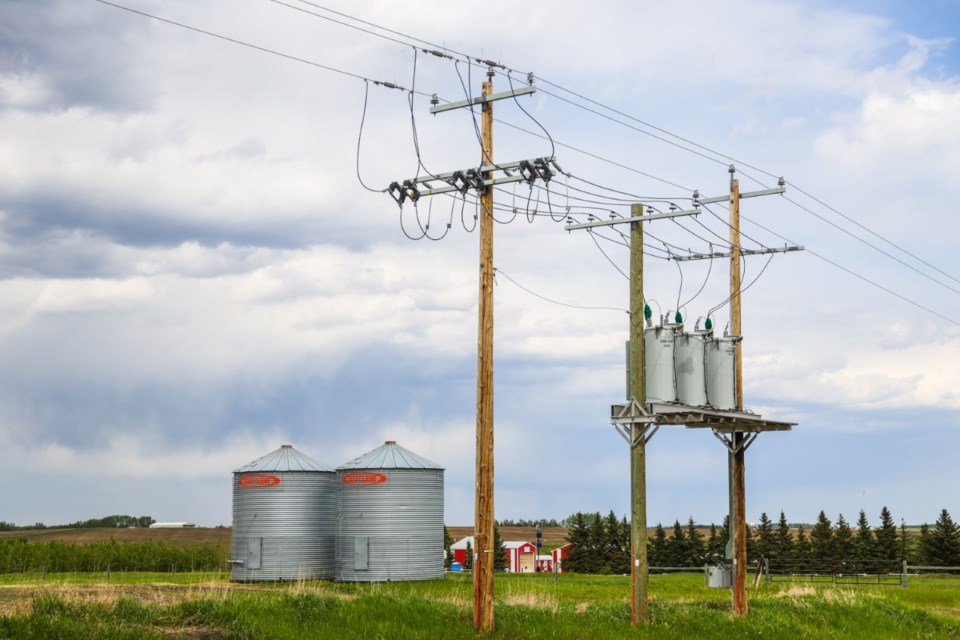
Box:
238 474 281 488
341 472 387 486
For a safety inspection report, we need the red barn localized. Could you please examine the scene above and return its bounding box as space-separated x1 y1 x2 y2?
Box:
552 543 572 573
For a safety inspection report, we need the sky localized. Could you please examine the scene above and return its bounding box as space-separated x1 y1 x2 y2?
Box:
0 0 958 530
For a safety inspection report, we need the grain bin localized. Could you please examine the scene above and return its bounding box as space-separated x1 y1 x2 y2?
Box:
705 336 738 410
336 440 444 582
674 331 708 406
644 324 678 403
231 444 336 582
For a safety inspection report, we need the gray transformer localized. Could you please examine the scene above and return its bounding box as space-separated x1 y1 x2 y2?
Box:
231 445 337 582
336 441 445 582
705 336 738 410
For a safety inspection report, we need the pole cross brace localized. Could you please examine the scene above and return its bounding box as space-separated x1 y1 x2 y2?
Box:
712 430 759 454
611 398 660 448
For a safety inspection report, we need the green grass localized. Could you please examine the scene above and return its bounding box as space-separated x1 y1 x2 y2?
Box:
2 572 959 639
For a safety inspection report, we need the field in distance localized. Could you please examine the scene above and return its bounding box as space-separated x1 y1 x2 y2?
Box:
0 527 230 547
0 526 572 548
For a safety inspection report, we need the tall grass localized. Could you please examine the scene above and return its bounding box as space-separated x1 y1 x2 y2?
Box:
2 573 959 639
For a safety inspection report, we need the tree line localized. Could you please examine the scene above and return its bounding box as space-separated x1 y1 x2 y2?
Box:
0 538 227 573
0 515 156 531
564 507 960 574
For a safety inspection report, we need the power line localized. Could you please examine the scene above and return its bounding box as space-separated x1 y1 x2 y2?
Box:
494 268 627 314
741 214 960 329
95 0 414 92
269 0 960 300
109 0 960 327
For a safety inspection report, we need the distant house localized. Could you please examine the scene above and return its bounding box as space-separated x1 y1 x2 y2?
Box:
148 522 196 528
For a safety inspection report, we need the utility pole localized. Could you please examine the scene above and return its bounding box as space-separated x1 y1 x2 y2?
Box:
474 71 496 633
729 170 748 616
388 70 553 633
628 203 648 625
568 205 699 624
570 174 798 622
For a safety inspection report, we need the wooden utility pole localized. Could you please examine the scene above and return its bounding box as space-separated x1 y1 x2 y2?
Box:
729 173 748 616
474 72 496 633
628 203 649 625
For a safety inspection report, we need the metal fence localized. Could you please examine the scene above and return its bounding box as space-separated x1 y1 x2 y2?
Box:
767 560 904 587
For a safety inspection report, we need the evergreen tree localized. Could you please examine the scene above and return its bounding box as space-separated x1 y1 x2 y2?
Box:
754 513 776 562
833 514 853 573
928 509 960 567
667 520 687 567
587 513 607 573
649 523 668 568
793 525 811 566
602 511 629 575
918 523 933 565
874 507 899 572
853 510 874 573
745 522 756 564
493 525 507 572
706 523 725 564
774 512 794 568
443 526 454 569
899 519 911 567
685 517 705 566
464 540 473 570
564 512 591 573
809 511 834 571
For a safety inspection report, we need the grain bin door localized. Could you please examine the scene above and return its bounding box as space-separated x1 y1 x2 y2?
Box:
247 537 262 570
354 535 369 571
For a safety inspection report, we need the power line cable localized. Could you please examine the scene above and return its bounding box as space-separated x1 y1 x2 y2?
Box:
273 0 960 295
356 81 386 193
741 213 960 328
587 230 629 280
95 0 413 92
494 268 627 314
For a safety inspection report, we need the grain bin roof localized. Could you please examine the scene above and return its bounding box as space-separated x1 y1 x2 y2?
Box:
234 444 333 473
338 440 443 470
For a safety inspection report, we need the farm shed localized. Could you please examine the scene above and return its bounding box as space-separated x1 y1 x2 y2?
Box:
552 543 572 574
504 541 537 573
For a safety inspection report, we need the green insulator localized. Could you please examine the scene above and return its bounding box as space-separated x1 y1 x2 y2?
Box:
674 310 683 324
705 317 713 331
644 303 652 320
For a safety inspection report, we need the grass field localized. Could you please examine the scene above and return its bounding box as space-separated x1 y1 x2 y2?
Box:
2 571 959 639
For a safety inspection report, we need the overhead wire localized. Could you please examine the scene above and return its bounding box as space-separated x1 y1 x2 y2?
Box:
494 268 627 314
274 0 960 300
740 213 960 328
356 81 386 193
112 0 959 326
95 0 414 92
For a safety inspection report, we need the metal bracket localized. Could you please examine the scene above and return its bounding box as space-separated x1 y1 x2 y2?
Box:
712 430 759 454
614 423 660 448
611 398 660 448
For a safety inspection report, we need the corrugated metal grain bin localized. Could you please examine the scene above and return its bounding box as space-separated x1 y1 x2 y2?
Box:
336 440 444 582
231 444 336 582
